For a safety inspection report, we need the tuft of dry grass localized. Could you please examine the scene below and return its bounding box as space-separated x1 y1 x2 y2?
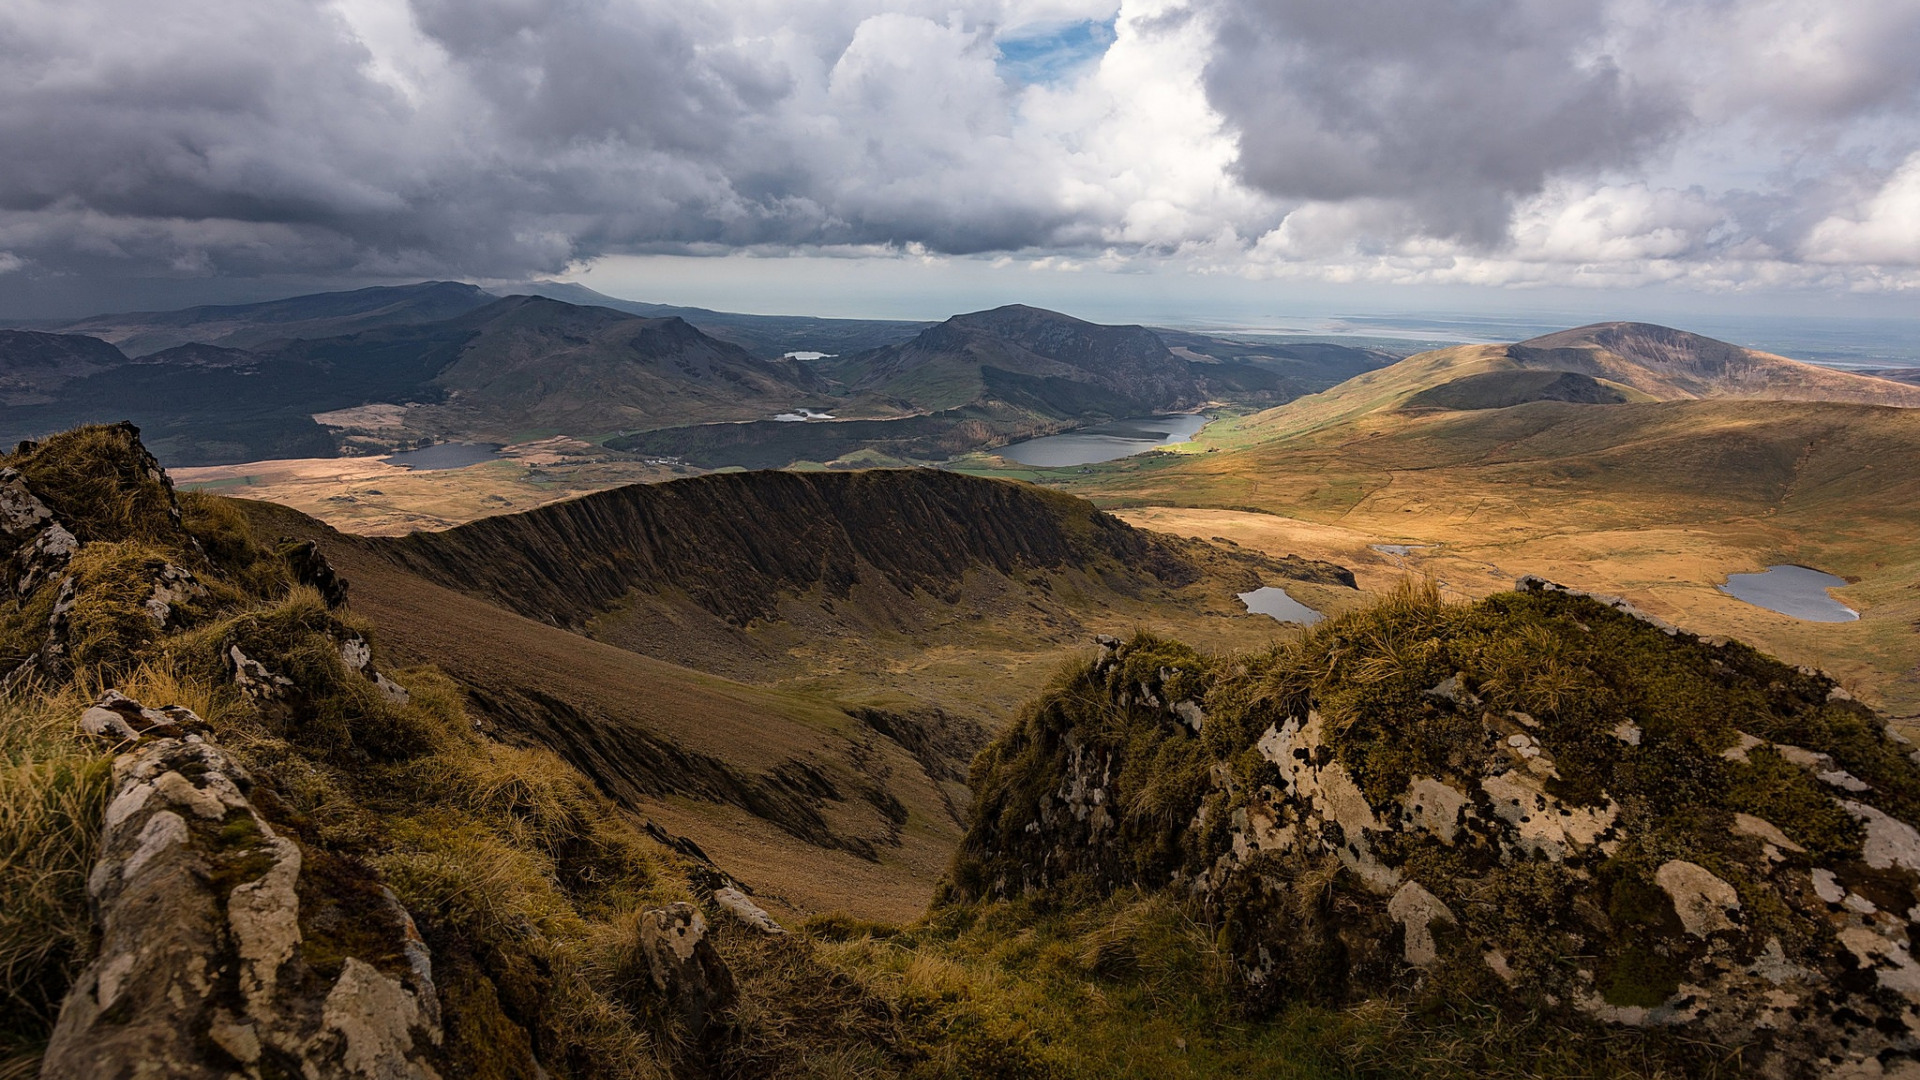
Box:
0 688 110 1060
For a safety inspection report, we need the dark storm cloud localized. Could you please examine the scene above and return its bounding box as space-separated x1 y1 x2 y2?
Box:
0 0 1085 302
1203 0 1685 244
4 0 1920 312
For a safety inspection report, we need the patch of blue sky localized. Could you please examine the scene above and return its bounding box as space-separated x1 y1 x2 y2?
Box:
995 18 1117 86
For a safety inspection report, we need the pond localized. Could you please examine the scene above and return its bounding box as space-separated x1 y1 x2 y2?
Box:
997 414 1210 467
1718 564 1859 623
382 443 505 471
1238 586 1323 626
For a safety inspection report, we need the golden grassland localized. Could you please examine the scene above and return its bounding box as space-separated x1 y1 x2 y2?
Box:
170 436 688 535
183 363 1920 725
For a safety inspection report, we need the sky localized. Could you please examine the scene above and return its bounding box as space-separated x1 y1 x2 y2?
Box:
3 0 1919 325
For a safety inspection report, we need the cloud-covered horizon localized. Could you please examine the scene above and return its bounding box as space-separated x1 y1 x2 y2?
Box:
2 0 1917 310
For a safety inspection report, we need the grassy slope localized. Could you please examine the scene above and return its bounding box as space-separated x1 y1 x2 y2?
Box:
955 349 1920 716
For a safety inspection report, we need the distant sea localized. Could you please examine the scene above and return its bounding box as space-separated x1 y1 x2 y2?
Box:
1159 312 1920 371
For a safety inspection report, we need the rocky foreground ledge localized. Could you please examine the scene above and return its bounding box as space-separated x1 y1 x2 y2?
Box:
953 582 1920 1079
41 692 782 1080
42 700 445 1079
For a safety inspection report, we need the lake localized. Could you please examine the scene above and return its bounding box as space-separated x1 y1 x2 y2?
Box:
383 443 505 471
1238 586 1323 625
1719 564 1860 622
997 414 1211 467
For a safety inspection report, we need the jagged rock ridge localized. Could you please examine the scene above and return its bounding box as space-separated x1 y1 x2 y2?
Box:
372 466 1350 632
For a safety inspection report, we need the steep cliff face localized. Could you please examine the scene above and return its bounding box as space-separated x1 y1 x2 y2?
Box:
955 581 1920 1077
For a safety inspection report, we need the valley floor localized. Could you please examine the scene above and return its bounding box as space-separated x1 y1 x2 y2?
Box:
171 437 687 534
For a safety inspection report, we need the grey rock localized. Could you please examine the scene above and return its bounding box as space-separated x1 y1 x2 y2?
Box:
976 632 1920 1077
339 635 410 704
638 902 736 1040
78 689 200 744
42 700 443 1080
143 564 206 627
712 887 786 935
229 644 294 700
1 467 78 598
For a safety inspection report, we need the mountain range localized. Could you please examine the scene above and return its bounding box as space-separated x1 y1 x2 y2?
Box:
0 283 1395 466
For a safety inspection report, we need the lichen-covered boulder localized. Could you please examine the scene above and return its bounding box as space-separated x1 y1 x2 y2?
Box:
954 581 1920 1078
42 700 443 1080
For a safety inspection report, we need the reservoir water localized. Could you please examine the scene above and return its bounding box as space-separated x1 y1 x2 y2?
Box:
1718 565 1859 622
383 443 505 471
997 414 1210 467
1238 586 1323 626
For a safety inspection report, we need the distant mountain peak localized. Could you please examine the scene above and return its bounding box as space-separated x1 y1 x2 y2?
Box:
1488 320 1920 408
1516 322 1750 373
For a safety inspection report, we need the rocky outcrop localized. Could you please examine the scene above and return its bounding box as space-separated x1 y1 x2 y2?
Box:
637 903 736 1043
1 424 213 688
1 466 79 597
43 696 444 1080
956 585 1920 1077
281 538 350 608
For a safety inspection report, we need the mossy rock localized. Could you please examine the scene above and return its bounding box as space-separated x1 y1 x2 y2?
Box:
954 580 1920 1075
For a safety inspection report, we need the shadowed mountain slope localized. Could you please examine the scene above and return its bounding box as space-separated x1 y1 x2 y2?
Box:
50 280 495 357
0 295 825 465
133 342 260 368
0 329 127 405
1401 368 1628 411
612 307 1396 469
10 286 1402 473
370 466 1349 643
833 304 1205 416
508 279 932 359
423 295 827 432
